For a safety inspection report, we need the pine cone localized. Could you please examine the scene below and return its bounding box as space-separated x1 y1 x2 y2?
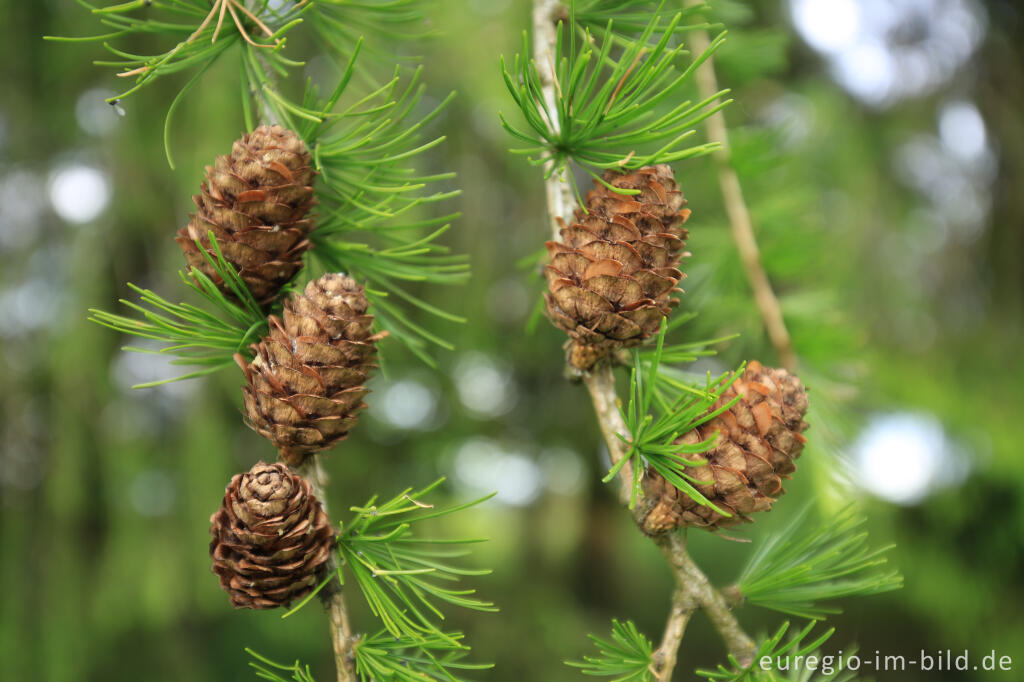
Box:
640 361 809 533
238 274 382 466
209 461 333 609
176 124 315 306
545 165 690 371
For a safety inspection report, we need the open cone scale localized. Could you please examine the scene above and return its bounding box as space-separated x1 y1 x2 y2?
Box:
641 361 810 532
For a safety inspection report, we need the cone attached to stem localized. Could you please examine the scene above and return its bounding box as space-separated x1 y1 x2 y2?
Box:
209 460 333 609
641 361 809 532
177 124 316 306
238 273 382 466
544 165 690 371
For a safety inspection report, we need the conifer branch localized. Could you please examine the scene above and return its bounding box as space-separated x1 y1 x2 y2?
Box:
652 532 756 670
294 456 358 682
652 585 697 680
566 619 656 680
584 363 756 673
682 2 796 372
531 0 575 241
526 1 755 674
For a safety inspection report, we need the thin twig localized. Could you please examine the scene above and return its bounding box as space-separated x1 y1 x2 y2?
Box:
583 364 633 508
532 1 757 674
262 19 353 672
532 0 575 240
295 456 358 682
652 584 697 681
584 364 756 672
653 532 756 669
683 2 796 372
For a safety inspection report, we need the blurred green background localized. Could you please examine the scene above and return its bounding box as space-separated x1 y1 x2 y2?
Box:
2 0 1023 680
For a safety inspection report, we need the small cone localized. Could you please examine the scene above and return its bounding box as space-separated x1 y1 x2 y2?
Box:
544 165 690 371
176 124 315 306
239 274 382 466
640 361 809 533
209 461 333 609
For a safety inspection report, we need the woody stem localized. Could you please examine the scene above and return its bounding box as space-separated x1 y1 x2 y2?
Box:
682 0 796 372
531 0 755 674
584 364 756 676
295 456 358 682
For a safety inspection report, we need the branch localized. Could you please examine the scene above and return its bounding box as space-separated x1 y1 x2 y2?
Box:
652 532 756 670
584 364 756 675
652 584 697 680
531 2 755 675
532 0 575 240
583 362 633 508
295 456 358 682
682 3 796 372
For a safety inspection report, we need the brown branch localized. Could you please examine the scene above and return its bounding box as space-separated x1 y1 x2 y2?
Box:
582 363 633 508
295 456 358 682
583 365 756 674
682 2 796 373
243 21 352 675
651 584 697 681
652 532 756 669
530 1 756 675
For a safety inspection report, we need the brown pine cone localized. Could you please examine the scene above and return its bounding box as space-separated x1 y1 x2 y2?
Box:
640 361 809 533
238 274 382 466
209 461 333 609
176 124 315 306
544 165 690 371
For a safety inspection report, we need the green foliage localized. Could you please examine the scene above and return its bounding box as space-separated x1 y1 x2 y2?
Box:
337 479 497 643
736 506 903 620
308 0 435 67
607 321 744 512
247 648 318 682
88 234 267 386
573 0 717 46
697 622 851 682
635 312 737 386
44 0 432 163
296 65 469 364
355 630 492 681
500 4 729 196
566 619 654 682
75 3 467 379
46 0 307 167
45 0 306 102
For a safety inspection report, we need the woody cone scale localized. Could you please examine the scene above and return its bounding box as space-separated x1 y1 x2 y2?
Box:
176 124 315 306
209 461 333 609
641 361 810 532
238 273 382 466
545 165 690 370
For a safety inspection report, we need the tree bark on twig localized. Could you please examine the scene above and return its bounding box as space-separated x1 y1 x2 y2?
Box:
295 456 358 682
683 1 796 373
531 2 756 675
585 365 756 674
532 0 575 242
249 20 358 679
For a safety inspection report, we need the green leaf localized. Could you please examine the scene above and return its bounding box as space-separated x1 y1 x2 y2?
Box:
355 630 492 682
246 648 318 682
500 6 730 182
307 0 437 72
88 234 267 387
338 479 497 642
566 619 654 681
697 621 855 682
46 0 308 164
735 505 903 619
279 65 469 363
609 320 744 513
